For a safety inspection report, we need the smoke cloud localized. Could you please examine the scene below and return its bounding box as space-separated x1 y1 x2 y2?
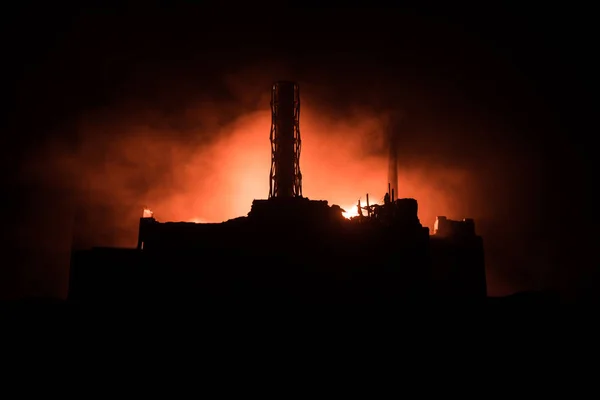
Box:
13 63 542 299
27 93 477 231
5 7 593 302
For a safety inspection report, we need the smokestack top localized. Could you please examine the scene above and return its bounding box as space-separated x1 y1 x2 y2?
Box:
274 80 298 86
272 81 299 93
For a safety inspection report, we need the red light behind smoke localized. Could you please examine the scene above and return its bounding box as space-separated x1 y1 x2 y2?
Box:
28 93 476 251
143 104 472 233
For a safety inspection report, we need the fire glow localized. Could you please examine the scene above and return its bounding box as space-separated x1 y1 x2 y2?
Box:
131 102 466 231
35 90 475 249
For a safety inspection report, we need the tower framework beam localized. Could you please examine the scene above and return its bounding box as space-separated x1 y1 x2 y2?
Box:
269 81 302 198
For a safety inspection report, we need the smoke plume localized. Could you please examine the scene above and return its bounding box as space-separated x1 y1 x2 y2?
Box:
13 64 542 299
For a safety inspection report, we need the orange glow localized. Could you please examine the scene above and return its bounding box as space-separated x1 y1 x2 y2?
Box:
140 100 472 230
30 92 477 249
140 106 396 225
142 208 154 218
341 203 360 219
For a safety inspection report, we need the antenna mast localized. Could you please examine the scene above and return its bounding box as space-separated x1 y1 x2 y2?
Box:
387 112 403 201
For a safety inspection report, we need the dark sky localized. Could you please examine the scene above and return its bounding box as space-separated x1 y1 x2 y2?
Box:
1 4 595 299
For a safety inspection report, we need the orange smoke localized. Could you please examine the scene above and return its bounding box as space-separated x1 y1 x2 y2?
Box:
26 89 476 251
133 104 472 231
16 79 495 300
145 106 390 224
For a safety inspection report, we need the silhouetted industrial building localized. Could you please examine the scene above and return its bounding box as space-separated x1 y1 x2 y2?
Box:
68 81 486 305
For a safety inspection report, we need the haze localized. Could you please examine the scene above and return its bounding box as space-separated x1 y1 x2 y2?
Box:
6 7 593 300
18 68 530 298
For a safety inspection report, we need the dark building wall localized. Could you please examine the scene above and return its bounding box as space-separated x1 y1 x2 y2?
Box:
69 198 485 304
69 221 484 304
